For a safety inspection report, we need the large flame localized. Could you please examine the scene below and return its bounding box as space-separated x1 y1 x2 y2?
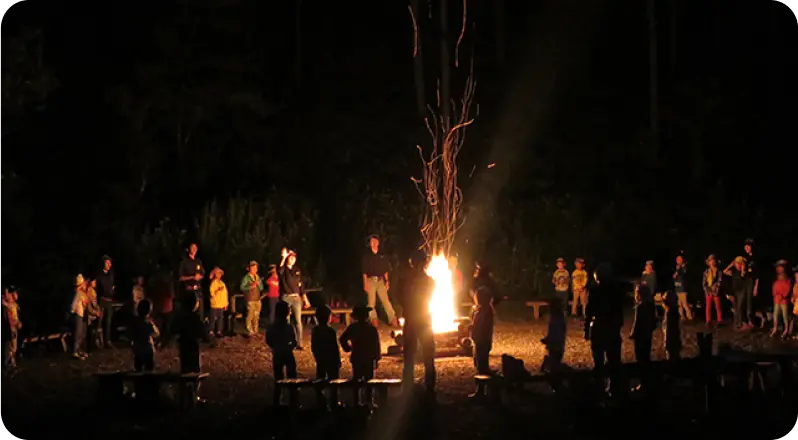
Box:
426 253 459 333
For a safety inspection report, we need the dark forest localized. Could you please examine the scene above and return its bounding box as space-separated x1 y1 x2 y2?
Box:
3 0 797 330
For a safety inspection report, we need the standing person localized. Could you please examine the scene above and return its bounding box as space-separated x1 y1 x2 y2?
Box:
771 260 792 338
131 300 159 372
571 258 589 316
85 278 102 350
209 267 229 338
541 296 566 375
662 291 682 361
340 305 381 381
266 265 280 324
149 270 176 348
724 256 750 330
471 262 501 375
3 286 22 369
790 266 798 338
95 255 116 348
702 255 723 326
640 260 657 302
743 239 759 328
311 305 341 380
132 276 145 316
552 257 571 304
279 248 310 349
178 243 206 322
70 275 89 360
266 301 298 384
584 263 625 397
401 250 436 398
240 261 264 337
673 253 692 320
630 281 656 392
175 292 209 403
361 235 399 328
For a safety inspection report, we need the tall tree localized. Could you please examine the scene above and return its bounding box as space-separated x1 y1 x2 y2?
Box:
647 0 659 165
409 0 427 117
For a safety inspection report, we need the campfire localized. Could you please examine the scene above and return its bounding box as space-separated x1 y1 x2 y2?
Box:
389 253 473 356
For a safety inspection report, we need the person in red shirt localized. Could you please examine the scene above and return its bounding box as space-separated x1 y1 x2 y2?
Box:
266 264 281 324
771 260 792 338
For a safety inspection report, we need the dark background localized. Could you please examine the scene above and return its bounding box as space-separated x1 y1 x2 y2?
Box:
2 0 797 330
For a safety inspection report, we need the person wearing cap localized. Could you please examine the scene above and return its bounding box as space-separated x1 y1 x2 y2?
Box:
179 243 206 322
280 248 311 349
571 258 588 316
208 267 229 338
639 260 657 303
552 257 570 304
584 263 625 397
702 255 723 325
266 264 280 324
361 235 398 328
311 305 341 382
672 253 692 321
95 255 116 348
724 255 750 329
401 250 436 397
340 304 381 381
240 261 265 337
3 286 22 369
267 301 298 395
70 275 89 360
771 260 792 338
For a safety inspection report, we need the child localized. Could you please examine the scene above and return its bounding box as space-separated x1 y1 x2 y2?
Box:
70 275 89 360
552 257 571 304
662 291 682 362
791 266 798 338
3 286 22 369
176 292 209 375
85 278 103 350
240 261 265 337
541 297 566 374
630 281 656 391
724 256 749 329
471 263 500 374
771 260 792 338
571 258 588 316
131 299 159 372
673 254 692 320
266 300 298 382
208 267 229 338
132 276 145 316
339 305 381 381
311 305 341 380
702 255 722 326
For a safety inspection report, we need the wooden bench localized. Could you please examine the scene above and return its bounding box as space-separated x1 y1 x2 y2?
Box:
93 371 210 409
367 378 402 407
301 308 353 326
472 374 502 403
524 301 549 320
21 332 70 352
274 378 314 408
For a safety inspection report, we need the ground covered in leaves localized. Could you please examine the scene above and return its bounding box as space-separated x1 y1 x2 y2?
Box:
3 303 798 439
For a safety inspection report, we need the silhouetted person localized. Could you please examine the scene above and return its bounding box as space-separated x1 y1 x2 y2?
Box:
95 255 116 349
176 293 208 375
311 305 341 380
340 305 381 381
584 263 625 397
471 262 501 374
630 281 656 392
131 300 159 372
401 250 436 397
266 300 297 381
662 291 682 362
541 296 566 374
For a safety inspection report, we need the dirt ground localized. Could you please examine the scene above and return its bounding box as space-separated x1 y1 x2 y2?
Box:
3 305 798 439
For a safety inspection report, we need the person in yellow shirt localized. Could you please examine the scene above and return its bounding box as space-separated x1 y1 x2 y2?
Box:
571 258 589 316
209 267 229 338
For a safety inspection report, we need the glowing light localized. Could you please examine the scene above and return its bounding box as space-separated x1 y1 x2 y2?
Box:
426 253 459 333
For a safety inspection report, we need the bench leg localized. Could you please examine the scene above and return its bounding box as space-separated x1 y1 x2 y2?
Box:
315 385 328 410
273 384 283 406
288 388 300 409
329 386 341 409
533 307 540 320
375 386 389 408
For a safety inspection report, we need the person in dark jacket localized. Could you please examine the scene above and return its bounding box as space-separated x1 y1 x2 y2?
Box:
471 262 501 374
267 300 298 382
541 296 566 374
584 263 625 397
401 250 436 397
175 292 210 403
662 291 682 362
630 280 656 392
311 305 341 380
340 305 381 381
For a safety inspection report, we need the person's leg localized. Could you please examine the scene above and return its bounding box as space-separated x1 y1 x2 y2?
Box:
582 291 589 316
734 291 745 328
572 290 580 316
252 301 262 334
375 280 396 324
269 297 278 324
705 295 712 324
102 303 114 346
286 353 297 378
365 278 378 323
288 296 304 347
605 335 625 396
273 355 285 381
403 323 418 385
420 326 436 392
744 284 754 325
678 292 693 320
73 316 84 355
713 296 722 323
772 301 781 335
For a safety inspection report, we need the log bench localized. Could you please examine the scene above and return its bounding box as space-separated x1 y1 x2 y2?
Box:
472 374 503 403
524 301 549 320
93 371 209 409
368 378 402 407
301 307 353 326
274 378 314 407
275 377 402 409
21 332 70 352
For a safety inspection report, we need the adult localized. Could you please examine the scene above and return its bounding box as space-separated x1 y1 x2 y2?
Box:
742 238 760 328
401 250 436 398
673 253 692 320
724 256 750 330
280 248 310 350
70 274 89 360
178 243 206 321
95 255 116 349
361 235 398 327
240 261 265 337
584 263 625 397
471 262 501 375
630 278 656 393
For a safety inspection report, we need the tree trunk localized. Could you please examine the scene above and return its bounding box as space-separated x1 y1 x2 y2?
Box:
411 0 427 117
295 0 303 90
439 0 451 120
647 0 658 166
495 0 506 69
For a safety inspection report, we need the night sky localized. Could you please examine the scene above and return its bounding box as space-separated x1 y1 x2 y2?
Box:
2 0 797 322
